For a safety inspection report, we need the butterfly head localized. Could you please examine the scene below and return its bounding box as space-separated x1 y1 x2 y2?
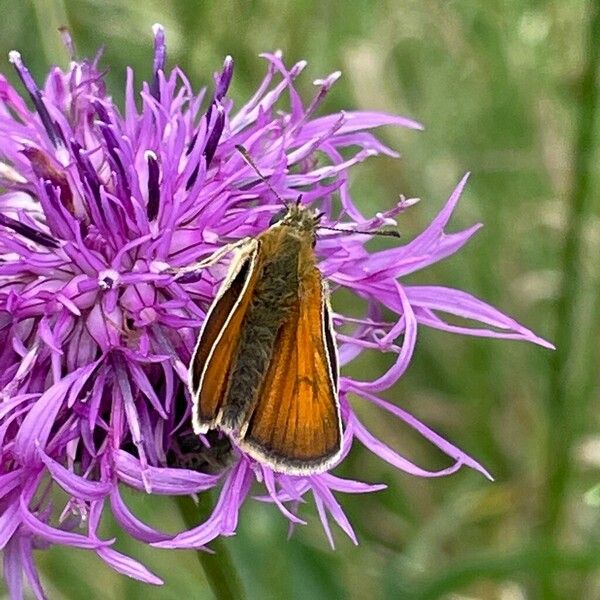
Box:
269 197 322 245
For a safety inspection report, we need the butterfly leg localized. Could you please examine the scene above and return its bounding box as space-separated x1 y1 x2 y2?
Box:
168 237 253 278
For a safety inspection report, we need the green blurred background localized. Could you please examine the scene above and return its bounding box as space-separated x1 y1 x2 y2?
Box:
2 1 599 598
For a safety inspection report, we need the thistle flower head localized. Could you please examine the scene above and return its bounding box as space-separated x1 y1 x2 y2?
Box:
0 26 551 595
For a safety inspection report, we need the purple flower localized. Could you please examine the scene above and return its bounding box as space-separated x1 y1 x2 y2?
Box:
0 25 552 597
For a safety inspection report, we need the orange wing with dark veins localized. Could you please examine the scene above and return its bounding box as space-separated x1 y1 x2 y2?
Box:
239 266 341 474
190 243 260 431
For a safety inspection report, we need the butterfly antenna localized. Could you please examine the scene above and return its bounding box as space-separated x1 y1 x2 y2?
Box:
235 144 288 207
318 225 401 238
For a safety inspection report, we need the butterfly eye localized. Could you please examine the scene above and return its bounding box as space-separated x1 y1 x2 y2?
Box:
269 208 288 226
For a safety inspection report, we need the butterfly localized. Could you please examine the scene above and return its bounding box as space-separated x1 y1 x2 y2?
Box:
188 199 341 475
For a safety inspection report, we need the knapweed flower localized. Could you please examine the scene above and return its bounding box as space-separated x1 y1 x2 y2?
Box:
0 25 551 596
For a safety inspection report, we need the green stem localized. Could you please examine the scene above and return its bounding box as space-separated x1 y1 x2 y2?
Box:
541 0 600 596
175 495 245 600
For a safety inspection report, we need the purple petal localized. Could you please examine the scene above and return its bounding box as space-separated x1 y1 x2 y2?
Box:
260 467 306 525
114 450 220 495
110 487 169 543
345 283 417 392
3 536 23 600
14 361 100 464
96 547 163 585
152 513 221 550
153 460 251 548
88 498 104 536
20 536 47 600
126 360 167 419
38 449 112 501
19 494 113 549
230 56 306 131
85 302 122 350
311 479 357 545
318 474 386 495
351 415 464 478
406 286 554 348
38 317 63 354
220 461 253 535
0 470 25 500
415 307 553 346
346 175 478 280
394 225 483 277
366 391 492 477
353 224 482 281
312 491 335 548
0 498 21 550
299 111 424 141
406 173 470 255
349 391 492 480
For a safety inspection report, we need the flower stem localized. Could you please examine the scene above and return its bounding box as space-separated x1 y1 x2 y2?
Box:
541 0 600 596
175 494 245 600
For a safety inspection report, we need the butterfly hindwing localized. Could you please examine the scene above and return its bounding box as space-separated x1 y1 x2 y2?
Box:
238 267 341 474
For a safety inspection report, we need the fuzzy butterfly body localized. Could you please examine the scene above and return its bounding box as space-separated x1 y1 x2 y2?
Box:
189 203 342 475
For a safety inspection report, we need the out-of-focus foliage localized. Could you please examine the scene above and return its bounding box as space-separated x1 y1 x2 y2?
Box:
1 1 599 598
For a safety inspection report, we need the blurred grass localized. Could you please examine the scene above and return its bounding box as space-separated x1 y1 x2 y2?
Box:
1 0 599 598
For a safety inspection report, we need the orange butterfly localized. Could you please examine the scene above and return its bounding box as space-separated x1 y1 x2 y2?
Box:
188 200 341 475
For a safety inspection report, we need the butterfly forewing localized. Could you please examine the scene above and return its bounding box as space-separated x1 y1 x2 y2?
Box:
191 242 260 431
239 266 341 473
